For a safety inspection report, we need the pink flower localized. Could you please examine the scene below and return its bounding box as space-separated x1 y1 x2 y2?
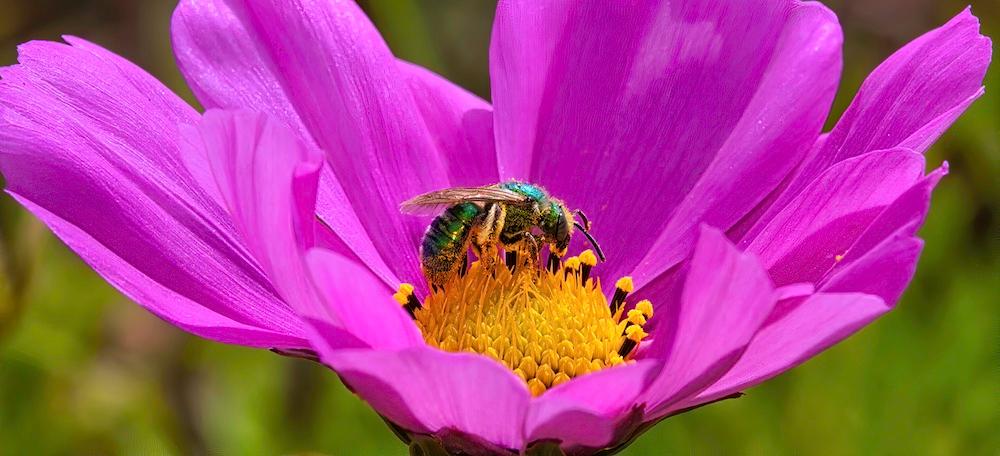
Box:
0 0 990 453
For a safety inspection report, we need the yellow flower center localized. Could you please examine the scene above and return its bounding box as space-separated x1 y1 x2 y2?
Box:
393 250 653 396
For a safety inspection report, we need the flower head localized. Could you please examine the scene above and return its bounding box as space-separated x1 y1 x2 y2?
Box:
0 0 990 453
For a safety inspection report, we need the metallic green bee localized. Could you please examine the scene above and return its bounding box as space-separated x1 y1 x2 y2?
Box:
401 181 605 289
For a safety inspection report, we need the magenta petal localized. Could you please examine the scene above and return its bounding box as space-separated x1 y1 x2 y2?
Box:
684 292 888 409
0 39 307 347
172 0 453 286
401 61 498 187
684 172 940 409
826 166 946 282
171 0 394 286
7 195 306 348
640 227 775 420
315 346 529 450
745 148 925 287
526 360 660 449
188 110 419 350
774 282 815 301
805 8 989 170
305 249 422 350
744 8 990 237
491 0 842 283
821 233 924 306
633 2 843 286
186 110 323 313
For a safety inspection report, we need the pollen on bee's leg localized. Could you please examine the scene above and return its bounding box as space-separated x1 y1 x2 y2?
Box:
609 277 634 315
392 283 421 319
579 249 598 283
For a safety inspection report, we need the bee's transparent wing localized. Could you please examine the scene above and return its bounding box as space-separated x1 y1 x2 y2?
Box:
400 186 527 215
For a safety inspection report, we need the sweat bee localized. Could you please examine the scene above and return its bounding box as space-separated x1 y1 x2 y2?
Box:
401 181 605 289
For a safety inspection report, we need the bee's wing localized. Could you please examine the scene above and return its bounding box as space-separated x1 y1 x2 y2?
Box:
400 186 527 215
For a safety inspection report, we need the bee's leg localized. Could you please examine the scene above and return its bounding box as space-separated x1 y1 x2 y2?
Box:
459 253 469 277
517 233 541 270
498 231 523 271
474 203 505 273
472 236 500 273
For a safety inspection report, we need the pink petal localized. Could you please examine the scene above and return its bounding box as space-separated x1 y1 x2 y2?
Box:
400 61 498 187
633 2 843 287
171 0 397 287
825 165 946 284
313 170 399 289
526 360 660 449
185 110 326 319
740 8 990 240
745 148 925 287
683 292 888 409
805 7 989 170
639 227 775 420
491 0 842 284
0 39 306 347
820 233 924 306
683 170 940 409
172 0 493 288
314 345 529 451
7 195 305 348
306 249 423 350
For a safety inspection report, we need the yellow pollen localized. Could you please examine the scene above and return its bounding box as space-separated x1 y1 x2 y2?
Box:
625 325 648 343
392 283 414 305
615 276 635 293
413 261 648 396
635 299 654 318
626 309 647 326
579 249 598 267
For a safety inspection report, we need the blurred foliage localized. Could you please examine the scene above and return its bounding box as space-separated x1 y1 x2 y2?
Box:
0 0 997 455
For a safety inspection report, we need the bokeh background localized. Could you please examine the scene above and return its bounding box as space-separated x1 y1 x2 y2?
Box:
0 0 996 454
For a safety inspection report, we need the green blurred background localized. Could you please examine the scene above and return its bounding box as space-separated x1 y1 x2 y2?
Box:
0 0 996 454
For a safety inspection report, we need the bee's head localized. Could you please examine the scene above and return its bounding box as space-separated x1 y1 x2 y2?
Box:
540 201 572 256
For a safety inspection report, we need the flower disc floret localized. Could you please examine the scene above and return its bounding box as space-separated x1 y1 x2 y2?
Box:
401 251 650 396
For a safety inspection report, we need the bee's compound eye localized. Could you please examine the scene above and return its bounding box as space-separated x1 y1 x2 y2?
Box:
557 213 569 242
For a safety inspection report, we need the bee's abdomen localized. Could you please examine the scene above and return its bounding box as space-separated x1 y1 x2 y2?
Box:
421 203 480 285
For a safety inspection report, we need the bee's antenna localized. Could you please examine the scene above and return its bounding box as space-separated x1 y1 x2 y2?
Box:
574 221 606 262
574 209 593 231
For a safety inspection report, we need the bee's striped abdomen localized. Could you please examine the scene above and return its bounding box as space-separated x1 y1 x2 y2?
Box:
421 202 481 286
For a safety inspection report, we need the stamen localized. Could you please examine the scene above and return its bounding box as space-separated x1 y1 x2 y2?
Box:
563 256 581 280
546 250 560 273
505 250 518 271
579 249 598 283
610 277 634 315
635 300 654 319
617 299 653 358
618 324 648 358
392 283 421 319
